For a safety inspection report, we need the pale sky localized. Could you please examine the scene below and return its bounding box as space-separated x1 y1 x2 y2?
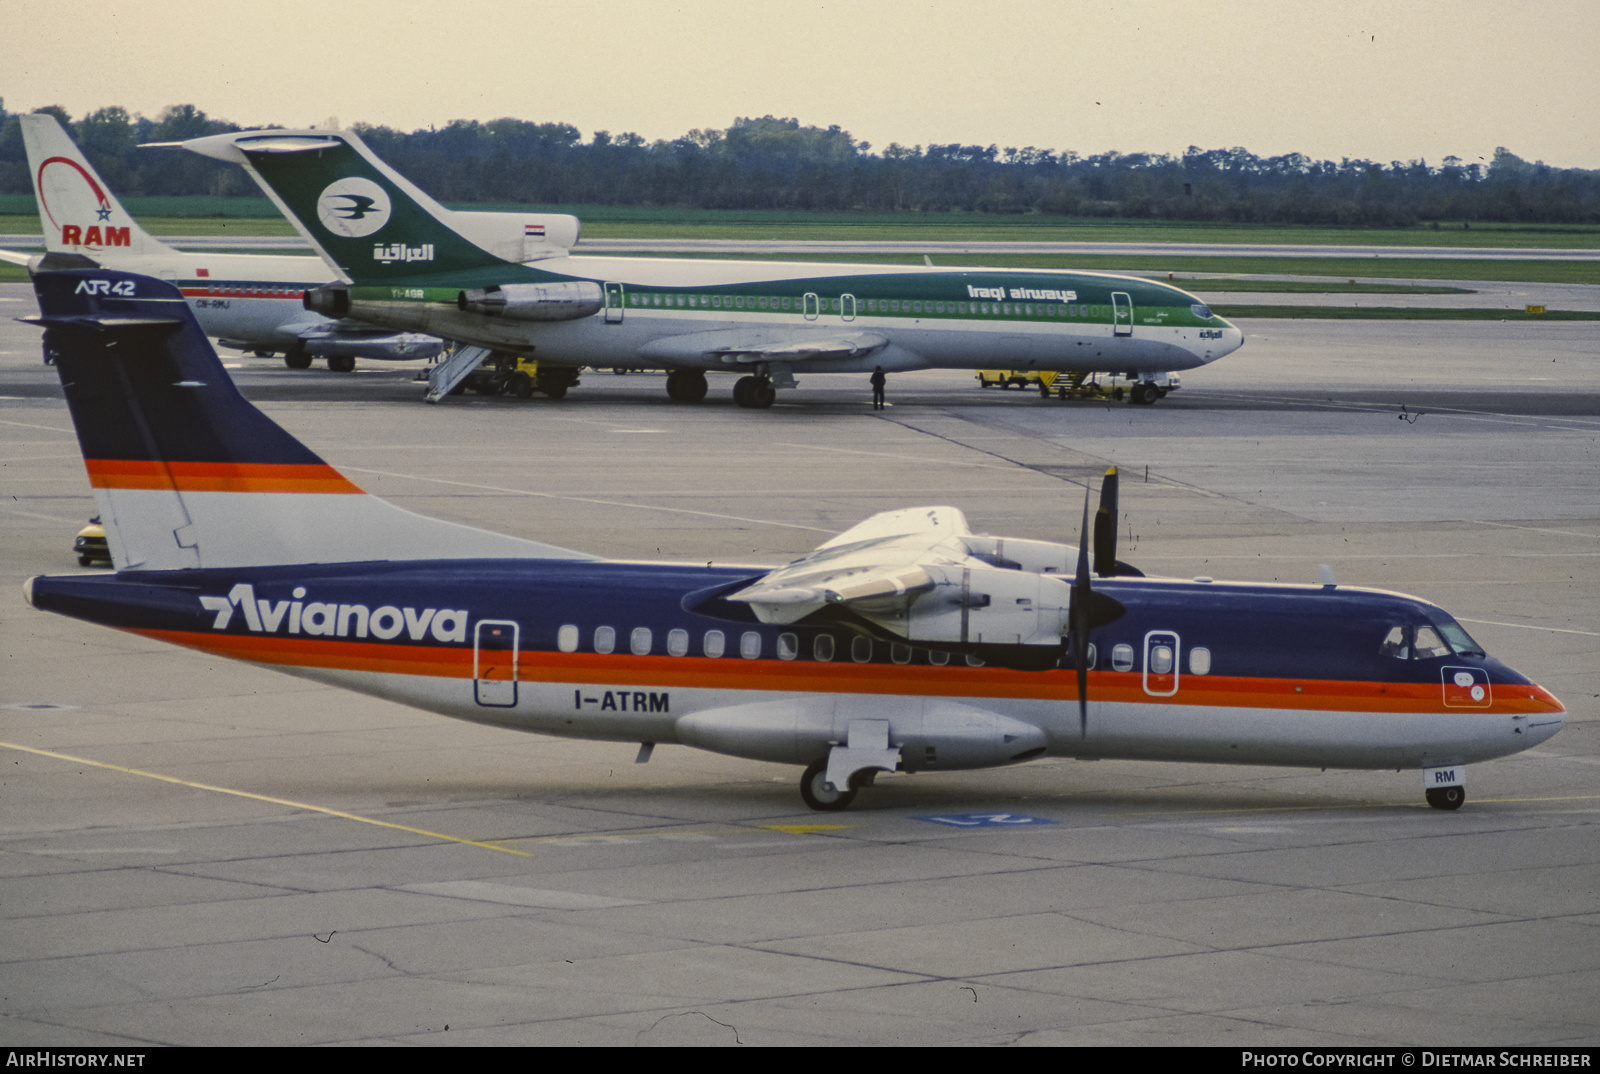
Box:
6 0 1599 169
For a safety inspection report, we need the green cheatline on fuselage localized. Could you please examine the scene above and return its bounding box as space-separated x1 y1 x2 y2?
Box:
348 268 1223 329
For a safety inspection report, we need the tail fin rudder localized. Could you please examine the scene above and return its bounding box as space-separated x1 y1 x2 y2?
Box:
20 114 167 259
30 268 592 570
174 129 576 284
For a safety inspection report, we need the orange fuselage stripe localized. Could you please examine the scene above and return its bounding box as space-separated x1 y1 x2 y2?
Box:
129 628 1565 716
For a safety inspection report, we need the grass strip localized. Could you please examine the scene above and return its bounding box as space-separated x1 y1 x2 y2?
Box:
3 208 1599 248
1176 279 1473 294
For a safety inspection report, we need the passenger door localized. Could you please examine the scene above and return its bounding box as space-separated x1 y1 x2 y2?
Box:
1112 292 1134 337
474 620 520 707
1143 630 1179 696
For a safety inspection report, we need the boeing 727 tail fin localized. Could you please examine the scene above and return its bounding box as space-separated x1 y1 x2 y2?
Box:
21 114 168 260
171 129 579 283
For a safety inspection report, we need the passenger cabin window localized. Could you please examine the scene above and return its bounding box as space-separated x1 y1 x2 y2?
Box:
814 634 835 662
740 631 762 659
631 627 652 655
703 630 725 658
852 637 872 663
667 629 689 657
777 633 799 660
557 625 579 653
891 643 913 665
928 650 949 666
1111 643 1135 672
1188 647 1211 675
594 625 615 654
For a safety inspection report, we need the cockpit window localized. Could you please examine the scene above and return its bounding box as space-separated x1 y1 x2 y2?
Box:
1381 620 1485 660
1434 617 1485 657
1191 303 1213 320
1413 625 1452 659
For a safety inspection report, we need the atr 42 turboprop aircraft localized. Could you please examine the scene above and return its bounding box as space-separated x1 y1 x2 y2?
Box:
4 114 552 371
21 267 1564 811
172 128 1244 407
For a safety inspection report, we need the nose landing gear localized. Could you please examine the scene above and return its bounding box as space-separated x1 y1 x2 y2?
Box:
1425 786 1465 810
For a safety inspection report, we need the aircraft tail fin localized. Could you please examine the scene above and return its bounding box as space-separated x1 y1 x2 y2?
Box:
173 129 579 283
20 114 167 259
30 268 592 571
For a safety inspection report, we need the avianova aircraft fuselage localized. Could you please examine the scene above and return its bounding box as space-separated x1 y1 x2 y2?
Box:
22 268 1563 812
178 129 1244 407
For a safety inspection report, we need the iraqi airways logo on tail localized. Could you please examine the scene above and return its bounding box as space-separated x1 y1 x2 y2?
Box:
316 177 392 239
199 583 467 643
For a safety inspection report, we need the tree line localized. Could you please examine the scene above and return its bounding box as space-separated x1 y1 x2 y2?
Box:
3 100 1597 226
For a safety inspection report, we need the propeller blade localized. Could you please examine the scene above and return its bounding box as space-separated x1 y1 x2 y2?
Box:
1071 485 1093 738
1093 466 1119 577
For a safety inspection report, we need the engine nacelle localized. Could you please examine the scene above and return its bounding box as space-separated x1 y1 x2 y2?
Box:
674 696 1048 770
855 563 1072 649
302 285 350 319
457 281 604 322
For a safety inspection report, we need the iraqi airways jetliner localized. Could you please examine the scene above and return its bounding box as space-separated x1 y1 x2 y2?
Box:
172 128 1244 407
5 115 551 371
22 267 1562 811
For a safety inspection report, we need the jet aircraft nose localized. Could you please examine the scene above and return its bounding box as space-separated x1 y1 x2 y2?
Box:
1523 690 1567 746
1210 318 1245 363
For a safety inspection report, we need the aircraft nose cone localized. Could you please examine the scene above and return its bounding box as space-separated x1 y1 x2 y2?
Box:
1220 320 1244 357
1521 685 1566 745
1196 318 1245 365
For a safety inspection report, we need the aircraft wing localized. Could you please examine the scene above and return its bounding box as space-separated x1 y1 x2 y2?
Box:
638 328 887 365
0 248 35 267
727 506 972 625
263 320 444 361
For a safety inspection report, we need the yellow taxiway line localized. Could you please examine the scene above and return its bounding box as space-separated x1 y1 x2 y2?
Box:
0 739 530 857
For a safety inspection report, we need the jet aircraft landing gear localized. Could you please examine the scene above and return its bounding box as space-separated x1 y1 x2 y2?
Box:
1425 786 1465 810
284 343 312 370
1129 381 1161 405
327 355 356 373
666 369 708 402
800 759 859 811
733 375 776 409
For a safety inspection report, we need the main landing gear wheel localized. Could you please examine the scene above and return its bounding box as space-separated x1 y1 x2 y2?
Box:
284 345 312 370
327 355 356 373
666 369 708 402
799 760 857 812
733 375 776 409
1426 786 1465 810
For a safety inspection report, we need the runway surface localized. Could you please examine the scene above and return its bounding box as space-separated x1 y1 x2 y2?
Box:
0 282 1596 1045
